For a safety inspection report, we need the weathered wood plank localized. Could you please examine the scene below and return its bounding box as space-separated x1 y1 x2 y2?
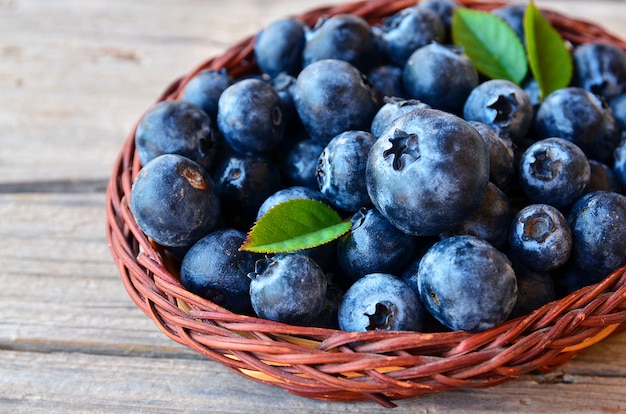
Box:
1 348 625 414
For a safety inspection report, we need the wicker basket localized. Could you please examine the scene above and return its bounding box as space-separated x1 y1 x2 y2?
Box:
105 0 626 408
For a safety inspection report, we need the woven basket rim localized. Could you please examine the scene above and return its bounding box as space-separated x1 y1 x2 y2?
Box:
105 0 626 407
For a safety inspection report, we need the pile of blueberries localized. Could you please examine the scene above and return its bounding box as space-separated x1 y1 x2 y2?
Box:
129 1 626 334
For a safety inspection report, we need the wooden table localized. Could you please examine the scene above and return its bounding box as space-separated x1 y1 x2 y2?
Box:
2 0 625 412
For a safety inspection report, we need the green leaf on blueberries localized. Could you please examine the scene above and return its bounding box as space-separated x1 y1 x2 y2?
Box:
240 198 351 253
524 1 573 99
452 8 528 84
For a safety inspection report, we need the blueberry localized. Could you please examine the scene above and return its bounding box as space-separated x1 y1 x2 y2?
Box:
366 65 407 103
217 78 285 155
518 137 591 209
371 97 430 138
366 108 489 236
254 17 306 77
267 73 299 131
417 235 518 332
256 186 326 220
463 79 533 142
180 229 257 314
468 121 516 193
249 254 327 325
130 154 221 248
135 100 219 171
317 130 376 212
573 42 626 101
417 0 459 39
302 14 378 72
337 208 417 282
281 138 325 189
181 69 232 122
509 204 572 271
442 182 513 249
376 6 444 67
212 154 281 230
585 159 622 194
506 253 556 319
338 273 426 332
567 191 626 282
293 59 379 145
403 43 478 114
312 281 344 329
535 87 619 164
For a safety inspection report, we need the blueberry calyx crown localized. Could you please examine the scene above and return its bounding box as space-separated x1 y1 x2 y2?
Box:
383 129 421 171
365 301 395 331
530 149 562 181
522 214 554 243
488 92 518 127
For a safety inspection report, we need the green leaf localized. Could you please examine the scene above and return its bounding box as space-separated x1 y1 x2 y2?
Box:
452 8 528 84
524 1 573 99
240 198 351 254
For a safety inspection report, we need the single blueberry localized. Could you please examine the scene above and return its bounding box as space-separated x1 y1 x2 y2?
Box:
212 154 281 230
417 0 459 40
254 17 306 77
376 6 444 67
567 191 626 282
281 138 325 189
337 208 417 282
509 204 572 271
249 254 327 325
317 130 376 212
463 79 533 142
573 42 626 101
181 229 258 314
371 97 430 138
130 154 221 248
506 253 556 319
135 100 219 171
585 159 622 194
403 43 478 114
441 182 513 249
293 59 379 145
535 87 619 164
609 93 626 132
518 137 591 209
181 69 232 122
302 14 379 72
366 65 407 103
338 273 426 332
366 108 489 236
217 78 285 155
256 186 326 220
614 138 626 190
468 121 516 193
417 235 518 332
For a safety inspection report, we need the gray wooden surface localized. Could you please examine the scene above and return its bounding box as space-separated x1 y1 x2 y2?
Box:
1 1 625 412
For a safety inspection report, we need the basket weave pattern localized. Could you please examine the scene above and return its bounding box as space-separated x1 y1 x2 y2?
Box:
106 0 626 407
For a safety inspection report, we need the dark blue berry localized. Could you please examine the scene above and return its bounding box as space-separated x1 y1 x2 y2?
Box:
338 273 426 332
573 42 626 101
217 78 285 155
317 130 376 212
403 43 478 114
281 138 325 189
535 87 619 164
256 186 326 220
507 253 556 319
337 208 417 282
366 65 407 103
181 229 257 314
249 254 327 325
468 121 516 193
371 97 430 138
181 69 232 122
293 59 379 145
366 108 489 236
492 3 527 44
518 137 591 209
254 18 306 77
509 203 572 271
130 154 221 248
135 100 219 171
463 79 533 142
417 235 518 332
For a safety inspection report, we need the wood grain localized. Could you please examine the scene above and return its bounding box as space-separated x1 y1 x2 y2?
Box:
1 0 625 412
